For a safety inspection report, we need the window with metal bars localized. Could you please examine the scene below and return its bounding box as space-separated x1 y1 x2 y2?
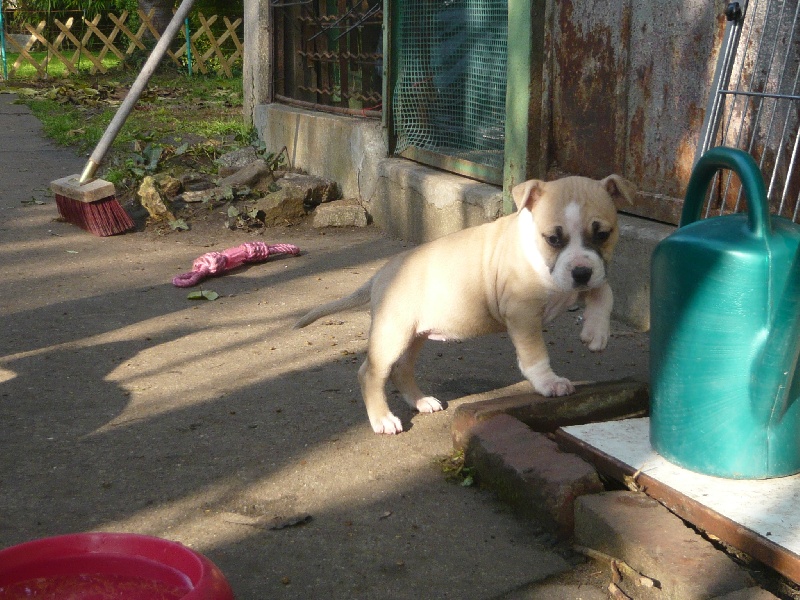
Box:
272 0 383 117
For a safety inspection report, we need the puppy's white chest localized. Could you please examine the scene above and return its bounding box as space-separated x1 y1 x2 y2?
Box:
543 291 579 324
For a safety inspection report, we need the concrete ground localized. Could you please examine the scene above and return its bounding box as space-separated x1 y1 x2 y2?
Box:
0 92 649 598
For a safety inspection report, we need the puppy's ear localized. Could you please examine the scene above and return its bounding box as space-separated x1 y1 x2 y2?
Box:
601 175 637 208
511 180 544 212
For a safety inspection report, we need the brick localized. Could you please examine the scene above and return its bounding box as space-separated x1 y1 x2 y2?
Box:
464 414 603 536
575 492 755 600
452 378 649 450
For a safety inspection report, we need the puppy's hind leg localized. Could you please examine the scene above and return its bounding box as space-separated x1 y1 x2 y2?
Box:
358 324 417 434
390 336 443 414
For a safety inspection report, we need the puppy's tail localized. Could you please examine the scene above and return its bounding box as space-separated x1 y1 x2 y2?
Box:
293 280 372 329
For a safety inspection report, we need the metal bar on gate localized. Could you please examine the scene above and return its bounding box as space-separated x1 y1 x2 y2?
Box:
184 17 192 76
765 2 800 210
718 90 800 101
697 0 800 222
307 0 360 42
695 1 749 162
333 3 380 42
731 0 790 212
0 0 7 81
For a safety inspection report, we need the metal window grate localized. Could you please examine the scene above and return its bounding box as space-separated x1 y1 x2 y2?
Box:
698 0 800 222
392 0 507 182
272 0 383 117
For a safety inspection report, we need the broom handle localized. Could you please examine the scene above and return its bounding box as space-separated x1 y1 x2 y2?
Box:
80 0 197 184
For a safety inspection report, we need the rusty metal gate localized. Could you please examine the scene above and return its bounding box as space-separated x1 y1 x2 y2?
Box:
272 0 383 117
697 0 800 222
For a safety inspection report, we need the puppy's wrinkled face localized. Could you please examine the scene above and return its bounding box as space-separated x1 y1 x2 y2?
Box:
512 175 636 292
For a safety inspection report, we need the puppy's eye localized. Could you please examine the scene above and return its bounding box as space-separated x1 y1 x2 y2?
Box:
591 222 612 243
543 227 565 248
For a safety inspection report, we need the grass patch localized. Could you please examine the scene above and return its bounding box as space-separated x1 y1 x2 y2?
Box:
4 51 122 79
11 71 245 151
6 70 250 189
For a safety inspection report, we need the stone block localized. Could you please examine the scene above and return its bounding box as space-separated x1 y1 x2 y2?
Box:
574 492 755 599
216 146 258 177
464 414 603 536
312 199 368 228
217 159 272 189
274 172 339 209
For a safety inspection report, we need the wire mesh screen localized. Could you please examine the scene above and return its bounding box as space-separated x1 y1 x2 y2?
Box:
698 0 800 222
392 0 507 179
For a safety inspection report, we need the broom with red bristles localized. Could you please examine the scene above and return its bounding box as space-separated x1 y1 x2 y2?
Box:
51 0 196 236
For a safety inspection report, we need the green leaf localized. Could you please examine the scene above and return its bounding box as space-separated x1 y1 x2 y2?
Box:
175 142 189 156
169 219 189 231
187 290 219 301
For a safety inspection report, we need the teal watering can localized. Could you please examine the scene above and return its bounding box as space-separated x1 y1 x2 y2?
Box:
650 147 800 479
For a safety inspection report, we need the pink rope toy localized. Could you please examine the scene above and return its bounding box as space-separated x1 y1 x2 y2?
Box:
172 241 301 287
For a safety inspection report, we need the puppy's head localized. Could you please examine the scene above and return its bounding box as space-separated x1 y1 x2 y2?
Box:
512 175 636 292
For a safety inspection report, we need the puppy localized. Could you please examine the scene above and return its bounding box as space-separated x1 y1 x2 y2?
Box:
295 175 635 434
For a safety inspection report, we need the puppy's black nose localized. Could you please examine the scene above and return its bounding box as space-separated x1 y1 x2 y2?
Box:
572 266 593 286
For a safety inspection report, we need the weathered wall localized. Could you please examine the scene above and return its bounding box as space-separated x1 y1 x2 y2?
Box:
245 0 729 226
545 0 727 223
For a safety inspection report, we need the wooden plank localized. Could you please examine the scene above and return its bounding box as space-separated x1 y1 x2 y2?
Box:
109 11 148 56
16 22 48 76
399 146 503 186
199 13 231 77
55 17 105 74
555 418 800 584
7 23 46 77
85 13 126 63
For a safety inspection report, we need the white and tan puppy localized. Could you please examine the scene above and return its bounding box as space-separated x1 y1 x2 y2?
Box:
295 174 635 434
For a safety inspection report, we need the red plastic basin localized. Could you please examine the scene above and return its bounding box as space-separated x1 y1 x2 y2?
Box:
0 533 234 599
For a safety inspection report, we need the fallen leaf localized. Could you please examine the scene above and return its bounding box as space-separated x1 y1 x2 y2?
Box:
169 219 189 231
187 290 219 301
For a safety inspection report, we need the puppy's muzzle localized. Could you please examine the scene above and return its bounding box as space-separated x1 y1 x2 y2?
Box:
571 266 593 287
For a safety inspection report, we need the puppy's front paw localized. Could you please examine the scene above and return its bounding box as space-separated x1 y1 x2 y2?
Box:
534 376 575 397
580 319 610 351
415 396 443 414
522 360 575 397
370 412 404 435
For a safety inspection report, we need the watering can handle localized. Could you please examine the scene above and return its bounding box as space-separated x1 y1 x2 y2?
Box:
679 147 770 238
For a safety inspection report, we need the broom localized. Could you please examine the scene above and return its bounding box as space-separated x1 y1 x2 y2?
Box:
51 0 196 236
